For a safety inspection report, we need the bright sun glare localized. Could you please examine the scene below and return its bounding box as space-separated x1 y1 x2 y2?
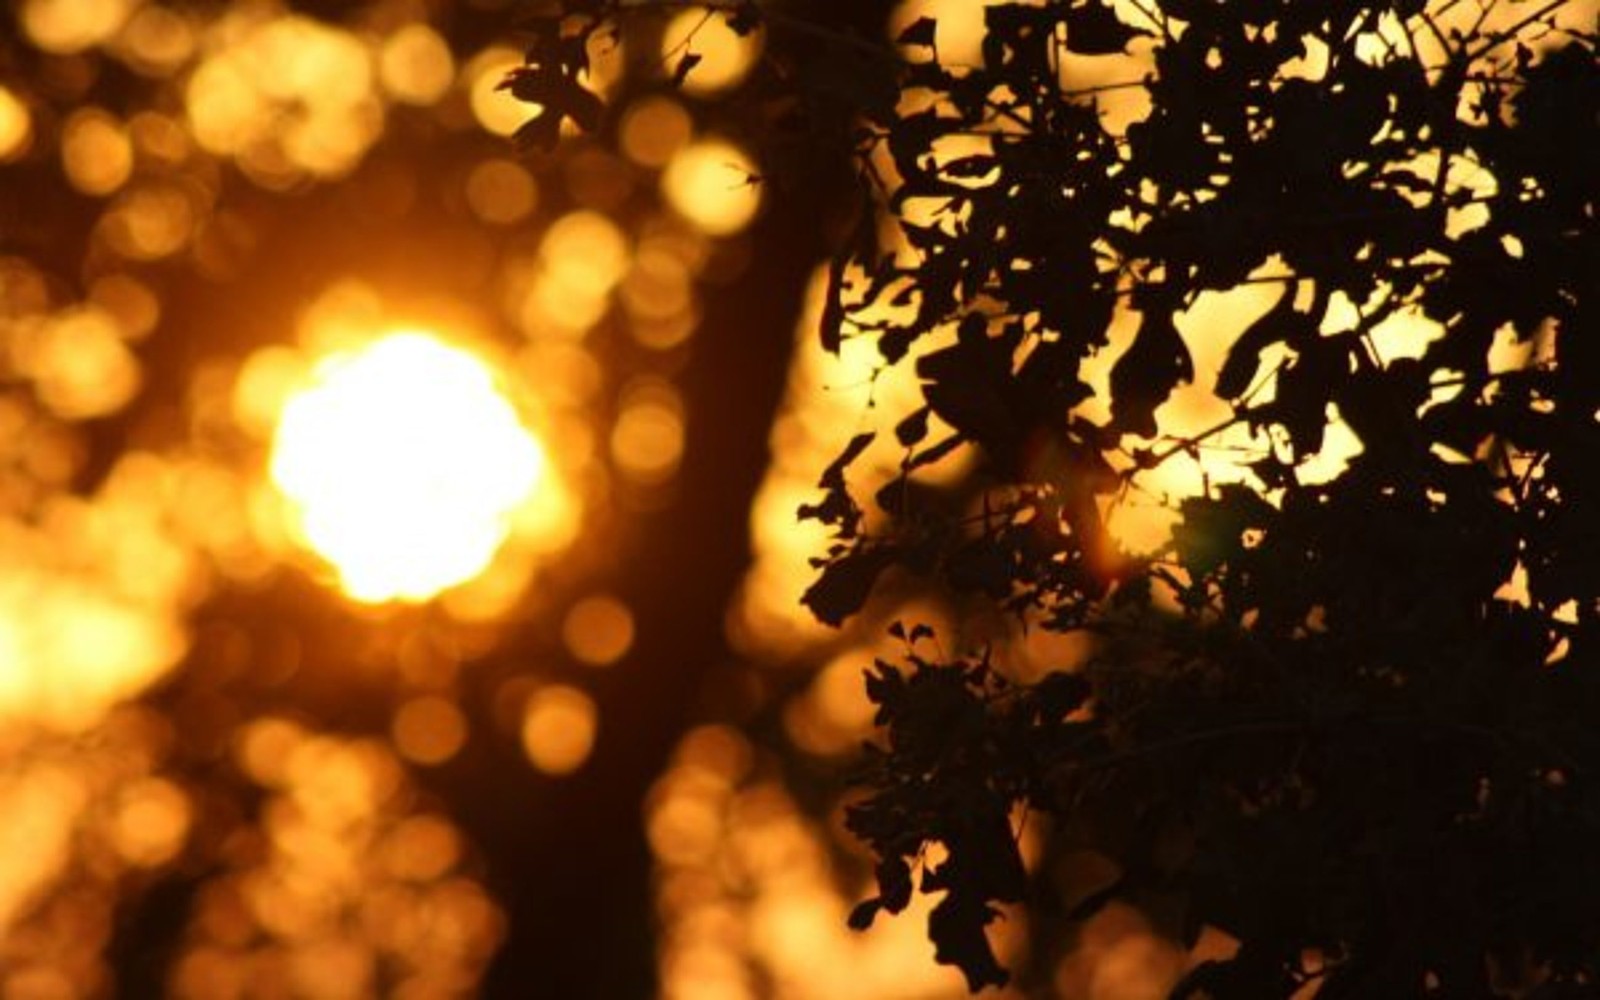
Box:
271 331 546 603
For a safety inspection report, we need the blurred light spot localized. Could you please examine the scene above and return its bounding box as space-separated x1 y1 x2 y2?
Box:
296 281 385 355
184 14 380 180
676 724 752 783
611 381 685 484
1055 903 1186 1000
187 730 500 996
512 343 602 408
100 184 196 260
631 312 699 353
783 654 876 756
520 685 597 775
185 52 264 156
0 765 86 931
61 107 133 196
437 546 537 623
464 158 538 225
542 211 630 298
379 23 454 106
233 345 308 438
661 9 762 96
522 211 631 337
89 274 159 341
259 16 371 108
0 450 199 732
0 88 34 162
391 696 467 766
115 4 196 76
19 306 142 419
235 716 306 787
663 139 761 236
110 777 190 867
562 594 635 667
271 331 548 604
379 815 460 882
620 96 692 169
622 247 695 346
647 788 722 866
467 45 526 138
128 110 189 165
20 0 134 53
290 938 374 997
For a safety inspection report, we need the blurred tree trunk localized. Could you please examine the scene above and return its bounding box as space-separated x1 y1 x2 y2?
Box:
466 6 896 992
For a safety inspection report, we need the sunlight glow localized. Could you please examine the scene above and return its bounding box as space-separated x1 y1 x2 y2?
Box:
270 331 548 604
662 139 762 236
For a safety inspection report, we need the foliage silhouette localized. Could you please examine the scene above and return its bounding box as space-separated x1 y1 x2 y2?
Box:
512 0 1598 994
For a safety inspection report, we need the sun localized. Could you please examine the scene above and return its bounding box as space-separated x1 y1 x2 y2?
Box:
270 330 547 603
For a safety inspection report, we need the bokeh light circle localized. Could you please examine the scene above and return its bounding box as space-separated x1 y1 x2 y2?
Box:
270 331 548 603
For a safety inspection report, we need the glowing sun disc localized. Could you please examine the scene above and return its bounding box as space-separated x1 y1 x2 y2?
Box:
270 331 546 603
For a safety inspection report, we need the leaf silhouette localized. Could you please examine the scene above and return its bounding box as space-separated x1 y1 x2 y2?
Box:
897 16 937 48
1110 305 1193 437
801 546 897 626
671 51 703 88
1215 289 1315 400
1063 0 1149 55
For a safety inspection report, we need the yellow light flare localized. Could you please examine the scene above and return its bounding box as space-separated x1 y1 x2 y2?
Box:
0 87 33 162
520 684 597 775
379 23 454 106
61 107 133 196
19 306 143 420
20 0 134 54
467 45 527 138
270 331 548 604
660 9 762 96
662 139 762 236
114 4 196 76
0 765 86 931
183 11 381 182
182 729 502 996
98 184 197 261
542 210 631 298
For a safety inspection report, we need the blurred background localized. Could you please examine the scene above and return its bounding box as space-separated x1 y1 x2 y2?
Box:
0 0 1069 996
3 0 1552 995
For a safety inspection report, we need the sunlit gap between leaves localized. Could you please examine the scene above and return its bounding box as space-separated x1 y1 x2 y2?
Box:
269 330 558 605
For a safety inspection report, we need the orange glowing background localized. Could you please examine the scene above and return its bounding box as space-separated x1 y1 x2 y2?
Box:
0 0 1575 995
0 0 776 989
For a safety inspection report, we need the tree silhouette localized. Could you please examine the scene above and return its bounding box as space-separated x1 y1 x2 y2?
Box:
516 0 1597 994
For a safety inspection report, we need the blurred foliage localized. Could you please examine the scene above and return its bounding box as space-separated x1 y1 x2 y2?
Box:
518 0 1598 995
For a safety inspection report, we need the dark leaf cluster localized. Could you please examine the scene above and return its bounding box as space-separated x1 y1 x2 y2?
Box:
510 0 1600 994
